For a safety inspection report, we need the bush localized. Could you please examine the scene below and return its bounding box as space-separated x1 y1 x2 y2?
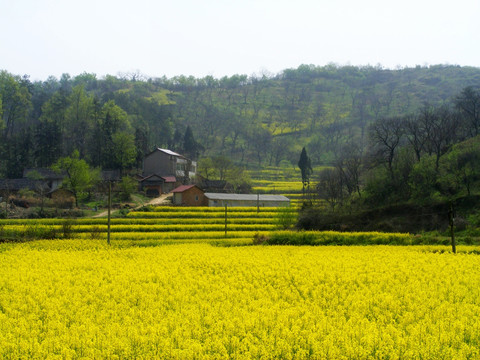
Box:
254 231 413 246
266 231 316 245
275 206 297 230
62 218 77 238
253 233 270 245
136 205 155 212
90 226 103 240
118 177 137 201
24 224 58 240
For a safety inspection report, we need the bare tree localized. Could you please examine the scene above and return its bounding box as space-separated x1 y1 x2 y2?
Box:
317 168 344 211
455 86 480 137
335 143 363 197
403 114 428 162
424 105 459 170
369 116 404 180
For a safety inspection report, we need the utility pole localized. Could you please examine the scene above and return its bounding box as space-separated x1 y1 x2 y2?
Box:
448 202 456 254
107 181 111 245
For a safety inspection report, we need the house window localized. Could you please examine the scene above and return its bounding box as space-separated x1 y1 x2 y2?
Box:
195 195 199 202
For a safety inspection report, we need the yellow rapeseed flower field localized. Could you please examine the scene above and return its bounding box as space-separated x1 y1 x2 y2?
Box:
1 242 480 359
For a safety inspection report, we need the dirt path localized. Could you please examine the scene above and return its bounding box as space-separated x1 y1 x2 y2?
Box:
92 193 172 218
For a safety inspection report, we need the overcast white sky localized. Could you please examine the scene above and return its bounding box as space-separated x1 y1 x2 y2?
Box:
1 0 479 81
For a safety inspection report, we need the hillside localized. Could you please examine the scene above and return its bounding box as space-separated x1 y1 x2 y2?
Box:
1 64 480 177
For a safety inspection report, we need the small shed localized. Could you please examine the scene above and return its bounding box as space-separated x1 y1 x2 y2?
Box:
161 176 177 193
172 185 205 206
204 193 290 207
139 174 178 197
139 174 165 197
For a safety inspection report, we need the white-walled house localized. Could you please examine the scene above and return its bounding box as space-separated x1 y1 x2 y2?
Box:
142 148 197 179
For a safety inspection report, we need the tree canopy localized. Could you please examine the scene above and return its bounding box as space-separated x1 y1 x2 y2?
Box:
0 65 479 178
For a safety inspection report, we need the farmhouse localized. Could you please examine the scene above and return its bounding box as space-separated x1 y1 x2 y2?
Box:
143 148 197 180
205 193 290 207
0 178 49 196
172 185 205 206
140 148 197 196
23 168 64 191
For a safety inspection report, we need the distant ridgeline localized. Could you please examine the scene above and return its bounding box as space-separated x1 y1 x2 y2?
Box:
1 64 480 178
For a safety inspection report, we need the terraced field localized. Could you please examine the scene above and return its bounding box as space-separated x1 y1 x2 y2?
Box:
0 206 284 246
247 165 329 207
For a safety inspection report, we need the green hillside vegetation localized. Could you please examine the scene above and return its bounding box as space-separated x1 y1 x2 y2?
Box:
1 64 480 177
1 64 480 233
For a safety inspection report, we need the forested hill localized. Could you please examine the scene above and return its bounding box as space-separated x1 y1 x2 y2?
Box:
1 64 480 177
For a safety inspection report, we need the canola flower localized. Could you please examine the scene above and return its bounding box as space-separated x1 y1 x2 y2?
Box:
127 211 279 218
0 206 280 242
1 243 480 359
0 218 276 225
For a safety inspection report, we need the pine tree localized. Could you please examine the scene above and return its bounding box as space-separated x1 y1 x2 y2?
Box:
298 147 313 199
183 126 200 160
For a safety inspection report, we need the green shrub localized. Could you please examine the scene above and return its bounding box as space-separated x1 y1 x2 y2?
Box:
62 218 77 238
90 226 103 240
253 233 270 245
24 224 57 239
267 231 316 245
274 206 297 230
254 231 414 246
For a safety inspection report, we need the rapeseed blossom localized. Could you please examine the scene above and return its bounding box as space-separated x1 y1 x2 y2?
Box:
0 243 479 358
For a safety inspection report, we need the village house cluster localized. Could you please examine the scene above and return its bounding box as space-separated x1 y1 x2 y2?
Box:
0 148 289 208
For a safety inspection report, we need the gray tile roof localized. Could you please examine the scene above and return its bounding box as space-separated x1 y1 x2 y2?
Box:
23 168 64 180
0 178 50 192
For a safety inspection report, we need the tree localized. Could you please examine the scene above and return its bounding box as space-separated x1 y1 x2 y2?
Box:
118 176 137 201
134 127 149 168
112 132 136 172
52 150 100 207
90 100 131 169
225 166 252 193
403 113 427 162
437 137 480 197
317 168 344 211
0 71 32 140
369 116 404 180
212 156 233 181
298 147 313 198
198 157 216 179
335 143 363 197
408 155 438 201
63 85 95 156
183 125 202 160
269 136 292 166
34 120 62 166
455 86 480 138
170 128 183 152
423 105 458 170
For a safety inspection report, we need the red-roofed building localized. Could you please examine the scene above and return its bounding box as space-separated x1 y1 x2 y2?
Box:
171 185 205 206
